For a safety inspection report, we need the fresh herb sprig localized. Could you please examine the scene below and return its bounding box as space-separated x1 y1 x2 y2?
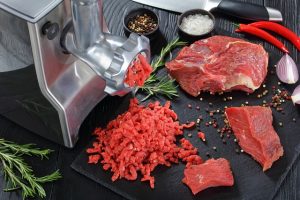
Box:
0 139 62 199
150 38 187 73
141 76 179 101
139 38 187 100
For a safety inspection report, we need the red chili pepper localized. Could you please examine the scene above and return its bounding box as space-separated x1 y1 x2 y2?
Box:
235 24 289 54
248 21 300 51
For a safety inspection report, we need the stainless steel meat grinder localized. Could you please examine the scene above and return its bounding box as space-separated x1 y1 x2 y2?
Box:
0 0 150 147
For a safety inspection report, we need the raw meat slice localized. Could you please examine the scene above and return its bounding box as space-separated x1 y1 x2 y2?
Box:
182 158 234 195
165 36 268 96
225 106 283 171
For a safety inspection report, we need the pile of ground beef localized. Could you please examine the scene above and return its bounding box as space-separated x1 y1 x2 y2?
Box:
87 98 197 188
124 54 152 87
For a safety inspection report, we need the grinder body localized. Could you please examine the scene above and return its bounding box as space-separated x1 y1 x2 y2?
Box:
0 0 150 148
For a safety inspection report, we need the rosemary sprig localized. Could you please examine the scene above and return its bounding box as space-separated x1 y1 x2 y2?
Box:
0 139 52 159
141 76 179 101
150 38 187 73
139 38 187 100
0 139 62 199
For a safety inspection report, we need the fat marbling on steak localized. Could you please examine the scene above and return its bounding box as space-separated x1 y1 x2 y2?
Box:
165 36 269 96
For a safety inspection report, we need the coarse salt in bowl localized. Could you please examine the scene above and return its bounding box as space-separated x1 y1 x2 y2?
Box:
178 9 215 38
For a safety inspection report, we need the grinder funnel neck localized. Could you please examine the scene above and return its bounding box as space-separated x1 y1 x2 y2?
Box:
72 0 103 50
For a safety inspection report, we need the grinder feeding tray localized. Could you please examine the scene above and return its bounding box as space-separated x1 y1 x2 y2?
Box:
0 0 150 148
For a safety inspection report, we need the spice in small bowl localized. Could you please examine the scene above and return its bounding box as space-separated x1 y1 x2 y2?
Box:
124 8 159 40
178 9 215 39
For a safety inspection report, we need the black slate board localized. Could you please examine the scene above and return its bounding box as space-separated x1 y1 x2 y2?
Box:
71 28 300 200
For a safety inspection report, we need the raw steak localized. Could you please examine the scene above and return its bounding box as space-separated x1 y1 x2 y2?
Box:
225 106 284 171
165 36 268 96
182 158 234 195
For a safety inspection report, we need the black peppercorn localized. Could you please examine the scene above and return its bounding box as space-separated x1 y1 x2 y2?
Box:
127 14 157 34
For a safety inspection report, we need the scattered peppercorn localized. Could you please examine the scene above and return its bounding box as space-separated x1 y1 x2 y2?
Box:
270 89 291 113
197 132 206 142
263 90 269 95
206 152 210 157
276 107 283 112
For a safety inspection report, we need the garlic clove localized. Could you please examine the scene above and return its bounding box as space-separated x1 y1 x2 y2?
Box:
276 54 299 84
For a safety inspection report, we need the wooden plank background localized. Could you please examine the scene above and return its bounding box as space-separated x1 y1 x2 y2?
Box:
0 0 299 199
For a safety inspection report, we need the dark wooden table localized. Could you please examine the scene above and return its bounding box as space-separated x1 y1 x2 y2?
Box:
0 0 299 199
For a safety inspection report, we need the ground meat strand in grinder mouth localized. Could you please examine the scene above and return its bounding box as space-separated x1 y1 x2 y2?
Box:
124 54 152 87
87 98 199 189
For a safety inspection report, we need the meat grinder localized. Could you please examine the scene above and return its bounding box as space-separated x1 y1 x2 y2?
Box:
0 0 150 148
